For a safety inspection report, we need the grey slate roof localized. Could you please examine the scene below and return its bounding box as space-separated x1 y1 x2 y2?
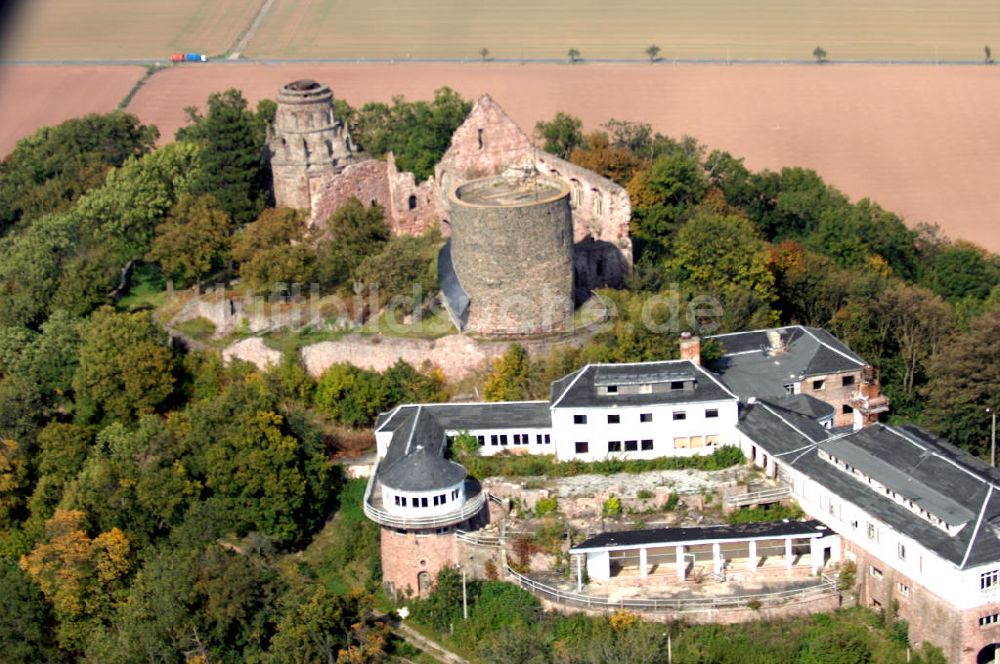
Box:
550 360 736 409
767 394 836 421
573 519 830 552
437 241 469 331
707 326 867 400
376 406 468 492
376 401 552 434
738 402 1000 569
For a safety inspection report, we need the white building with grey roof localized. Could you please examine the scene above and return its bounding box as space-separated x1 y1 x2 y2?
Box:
738 399 1000 663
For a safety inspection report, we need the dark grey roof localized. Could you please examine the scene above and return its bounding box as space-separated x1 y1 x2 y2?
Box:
550 360 735 409
437 241 469 331
376 401 552 434
376 406 468 492
707 326 866 400
573 519 830 552
767 394 836 421
738 404 1000 569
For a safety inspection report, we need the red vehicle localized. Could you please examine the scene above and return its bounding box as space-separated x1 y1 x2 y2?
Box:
170 53 184 62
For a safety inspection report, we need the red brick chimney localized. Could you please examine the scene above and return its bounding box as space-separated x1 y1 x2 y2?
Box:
680 332 701 366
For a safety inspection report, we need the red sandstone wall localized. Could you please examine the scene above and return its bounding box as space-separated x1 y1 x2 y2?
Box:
799 370 864 428
380 528 458 600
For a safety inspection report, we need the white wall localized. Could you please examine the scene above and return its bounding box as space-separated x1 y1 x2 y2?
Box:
552 399 739 462
448 426 554 457
380 480 466 518
587 550 611 581
739 431 999 611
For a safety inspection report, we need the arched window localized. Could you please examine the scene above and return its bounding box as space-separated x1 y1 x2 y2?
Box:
570 179 583 209
477 128 484 150
408 195 417 210
417 571 432 595
592 189 603 216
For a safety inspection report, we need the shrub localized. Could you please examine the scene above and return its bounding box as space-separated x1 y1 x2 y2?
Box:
662 492 680 511
602 495 622 518
636 489 654 500
726 501 804 524
534 496 558 516
838 559 857 591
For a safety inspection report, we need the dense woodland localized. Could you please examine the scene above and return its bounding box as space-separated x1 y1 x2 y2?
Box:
0 86 996 662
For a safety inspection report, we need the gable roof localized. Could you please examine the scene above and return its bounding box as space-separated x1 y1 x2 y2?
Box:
550 360 736 409
738 402 1000 569
707 326 867 399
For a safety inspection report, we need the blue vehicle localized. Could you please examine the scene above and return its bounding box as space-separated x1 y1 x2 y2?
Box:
184 53 207 62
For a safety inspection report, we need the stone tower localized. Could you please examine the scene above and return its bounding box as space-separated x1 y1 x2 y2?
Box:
443 174 575 335
266 80 358 210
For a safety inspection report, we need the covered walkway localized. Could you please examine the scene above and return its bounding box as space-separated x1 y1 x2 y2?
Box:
571 520 838 591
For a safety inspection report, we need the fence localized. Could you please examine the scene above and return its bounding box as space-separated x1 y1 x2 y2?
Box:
506 566 838 613
362 465 487 529
455 530 504 548
724 486 791 508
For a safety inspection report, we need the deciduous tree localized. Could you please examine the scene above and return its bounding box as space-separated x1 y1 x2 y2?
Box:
535 112 584 159
147 194 234 286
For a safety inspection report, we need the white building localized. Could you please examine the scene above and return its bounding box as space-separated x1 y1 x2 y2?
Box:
737 398 1000 663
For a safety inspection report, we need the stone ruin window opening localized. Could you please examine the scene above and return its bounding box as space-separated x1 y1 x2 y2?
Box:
477 128 484 150
570 179 583 208
325 139 333 156
592 189 603 216
408 195 417 210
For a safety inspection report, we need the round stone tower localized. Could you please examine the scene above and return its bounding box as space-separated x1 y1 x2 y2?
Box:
448 175 574 335
266 79 358 210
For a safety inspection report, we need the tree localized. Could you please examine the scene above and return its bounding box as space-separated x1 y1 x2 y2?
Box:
535 112 585 159
669 213 777 304
568 48 582 63
146 194 234 286
569 131 642 185
353 231 439 312
268 588 385 663
0 561 62 664
480 47 490 62
484 344 534 401
232 207 316 291
923 305 1000 454
315 197 391 288
926 242 999 301
0 439 28 527
875 283 952 396
72 307 175 422
645 44 661 63
0 111 157 231
179 89 267 225
986 45 994 64
813 46 828 63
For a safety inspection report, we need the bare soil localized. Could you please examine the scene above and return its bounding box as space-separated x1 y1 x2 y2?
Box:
0 65 146 155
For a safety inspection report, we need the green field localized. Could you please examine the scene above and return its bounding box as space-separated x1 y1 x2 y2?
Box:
244 0 1000 61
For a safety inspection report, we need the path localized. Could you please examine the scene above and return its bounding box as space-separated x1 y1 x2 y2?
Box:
228 0 276 60
390 621 470 664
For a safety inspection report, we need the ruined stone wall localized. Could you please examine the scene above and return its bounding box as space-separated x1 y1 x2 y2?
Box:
309 159 390 228
384 153 440 236
380 528 458 599
799 370 864 428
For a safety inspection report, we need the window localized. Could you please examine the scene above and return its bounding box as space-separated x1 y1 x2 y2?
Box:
706 435 720 446
851 519 859 530
606 385 618 393
400 497 407 507
689 436 705 449
640 413 653 423
512 434 522 445
452 489 459 499
536 434 551 444
408 195 417 210
544 434 551 444
898 543 906 561
607 414 620 424
625 440 638 452
433 495 442 506
477 435 485 446
673 411 687 421
671 381 685 390
674 437 690 449
420 497 429 508
608 441 622 452
843 404 854 414
784 383 795 395
490 435 498 446
705 408 719 418
812 379 825 390
641 439 654 451
982 570 999 591
870 566 883 579
499 435 508 445
867 522 878 542
394 495 402 506
575 441 589 454
980 614 1000 627
842 375 855 387
574 415 587 425
897 582 910 597
477 128 484 149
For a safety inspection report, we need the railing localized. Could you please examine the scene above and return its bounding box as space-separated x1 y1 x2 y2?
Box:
362 464 487 530
455 529 504 548
506 566 838 613
725 486 791 507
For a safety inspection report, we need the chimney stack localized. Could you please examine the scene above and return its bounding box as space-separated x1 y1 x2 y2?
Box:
679 332 701 366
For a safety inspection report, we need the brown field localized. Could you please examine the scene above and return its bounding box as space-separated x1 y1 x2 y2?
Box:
246 0 1000 62
0 65 146 154
1 0 260 60
122 63 1000 251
